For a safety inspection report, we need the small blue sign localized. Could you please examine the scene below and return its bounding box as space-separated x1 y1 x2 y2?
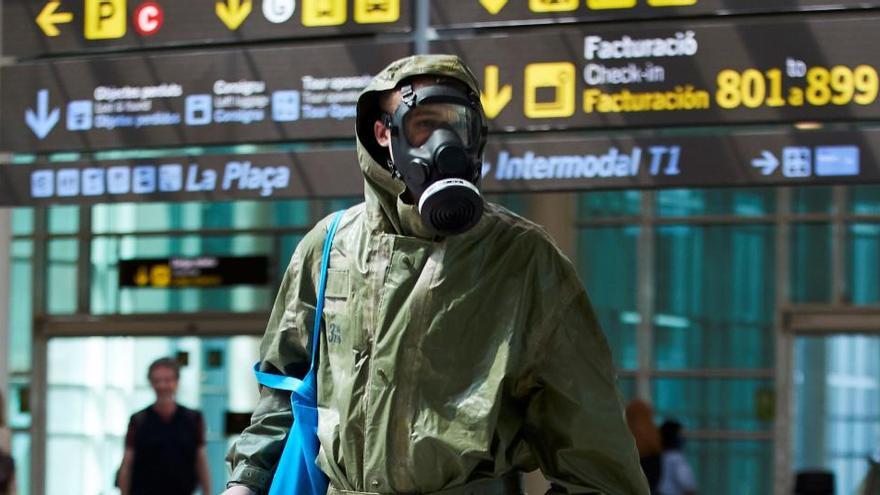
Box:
133 166 157 193
272 90 301 122
815 146 860 177
107 166 131 194
31 170 54 198
185 95 213 126
67 100 94 131
159 164 184 192
56 169 80 197
82 168 106 196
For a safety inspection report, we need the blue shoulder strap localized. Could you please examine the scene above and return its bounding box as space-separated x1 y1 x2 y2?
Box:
254 210 345 391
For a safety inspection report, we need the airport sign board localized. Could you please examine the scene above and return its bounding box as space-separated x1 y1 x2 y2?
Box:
431 0 880 28
433 14 880 132
3 0 412 57
2 128 878 206
0 41 411 153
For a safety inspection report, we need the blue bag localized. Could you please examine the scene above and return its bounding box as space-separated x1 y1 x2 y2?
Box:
253 210 344 495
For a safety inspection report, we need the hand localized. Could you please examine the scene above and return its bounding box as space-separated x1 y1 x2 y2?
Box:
220 485 257 495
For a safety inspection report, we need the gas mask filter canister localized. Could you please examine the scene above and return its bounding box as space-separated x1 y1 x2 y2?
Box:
383 83 488 236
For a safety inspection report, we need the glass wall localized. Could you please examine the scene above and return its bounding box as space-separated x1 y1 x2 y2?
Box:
793 335 880 495
8 185 880 494
574 186 878 495
7 198 347 495
45 336 261 495
8 208 35 495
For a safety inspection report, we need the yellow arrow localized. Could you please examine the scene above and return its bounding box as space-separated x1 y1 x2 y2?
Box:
480 65 512 119
216 0 253 30
36 1 73 37
479 0 509 15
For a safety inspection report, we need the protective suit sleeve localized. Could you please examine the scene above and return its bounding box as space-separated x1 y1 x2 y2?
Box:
524 289 649 495
225 230 321 493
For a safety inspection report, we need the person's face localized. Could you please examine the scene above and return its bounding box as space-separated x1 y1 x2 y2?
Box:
373 77 460 151
149 366 178 400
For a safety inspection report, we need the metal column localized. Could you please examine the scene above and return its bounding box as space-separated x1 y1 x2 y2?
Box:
636 191 656 400
0 209 11 406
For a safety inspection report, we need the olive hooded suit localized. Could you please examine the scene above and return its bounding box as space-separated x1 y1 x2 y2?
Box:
227 54 648 495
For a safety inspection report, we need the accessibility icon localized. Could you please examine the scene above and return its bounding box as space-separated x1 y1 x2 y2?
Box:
302 0 345 26
36 1 74 37
84 0 126 40
217 0 253 30
263 0 296 23
354 0 399 24
26 89 60 139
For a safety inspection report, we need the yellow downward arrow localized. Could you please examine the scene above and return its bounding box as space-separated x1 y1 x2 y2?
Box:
36 1 73 37
480 66 512 119
479 0 509 15
216 0 253 30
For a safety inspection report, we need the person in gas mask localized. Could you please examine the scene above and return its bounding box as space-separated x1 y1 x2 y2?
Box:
222 55 647 495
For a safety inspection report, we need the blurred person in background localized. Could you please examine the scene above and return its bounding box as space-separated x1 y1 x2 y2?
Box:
0 391 7 449
658 420 698 495
626 399 663 493
0 391 15 495
118 357 212 495
857 450 880 495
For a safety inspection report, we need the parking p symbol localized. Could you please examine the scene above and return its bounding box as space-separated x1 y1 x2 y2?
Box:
85 0 127 39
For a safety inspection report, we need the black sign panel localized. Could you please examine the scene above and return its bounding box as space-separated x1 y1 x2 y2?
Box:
432 0 880 28
118 256 270 288
432 13 880 132
481 128 880 192
3 128 880 206
0 149 364 206
0 41 410 153
4 0 412 57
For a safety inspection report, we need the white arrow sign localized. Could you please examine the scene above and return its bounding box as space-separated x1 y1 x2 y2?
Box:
751 150 779 176
25 89 60 140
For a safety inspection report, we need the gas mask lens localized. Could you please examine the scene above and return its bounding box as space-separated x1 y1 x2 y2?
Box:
403 103 474 148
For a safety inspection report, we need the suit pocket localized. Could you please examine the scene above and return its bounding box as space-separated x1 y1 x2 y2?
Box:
322 269 365 351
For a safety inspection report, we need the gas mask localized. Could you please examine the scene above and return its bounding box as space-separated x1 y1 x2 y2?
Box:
383 83 488 236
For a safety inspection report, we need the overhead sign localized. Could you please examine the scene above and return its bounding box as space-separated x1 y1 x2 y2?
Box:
0 149 364 206
0 41 411 153
432 14 880 132
118 256 269 288
480 128 880 193
3 0 411 57
3 128 880 206
431 0 880 28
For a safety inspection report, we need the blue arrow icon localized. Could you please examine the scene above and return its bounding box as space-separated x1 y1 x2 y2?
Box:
751 150 779 176
25 89 61 139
